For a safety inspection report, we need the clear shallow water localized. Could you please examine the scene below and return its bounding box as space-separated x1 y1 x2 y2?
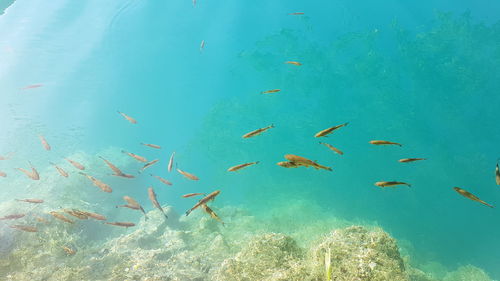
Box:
1 0 500 279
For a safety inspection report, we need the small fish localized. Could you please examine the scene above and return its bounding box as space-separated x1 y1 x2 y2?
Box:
375 181 411 188
35 216 49 224
0 152 14 160
49 211 74 224
117 196 147 219
140 159 159 172
50 162 69 177
117 111 137 124
99 156 134 178
277 161 303 168
0 171 6 177
148 187 168 219
289 12 304 15
122 150 148 163
16 198 44 204
319 142 344 155
453 187 494 208
81 211 106 221
182 193 205 198
261 89 281 94
65 158 85 170
496 160 500 186
150 174 173 186
9 225 38 232
285 61 302 66
39 135 51 151
200 40 205 52
369 140 402 147
63 209 89 220
314 122 349 138
399 158 426 163
186 190 221 216
168 152 175 172
16 162 40 180
0 214 25 220
177 168 199 180
141 143 161 149
201 204 224 225
21 84 43 90
242 125 275 138
284 154 332 171
62 246 76 255
105 222 135 228
227 161 259 172
79 172 112 193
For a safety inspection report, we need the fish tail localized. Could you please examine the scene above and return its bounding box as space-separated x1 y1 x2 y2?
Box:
255 161 260 164
185 209 192 216
270 124 275 128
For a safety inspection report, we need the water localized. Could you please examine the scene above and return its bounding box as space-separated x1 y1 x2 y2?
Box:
1 0 500 280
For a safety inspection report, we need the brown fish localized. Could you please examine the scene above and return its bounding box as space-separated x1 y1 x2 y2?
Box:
0 171 6 177
453 187 494 208
21 84 43 90
375 181 411 188
319 142 344 155
182 193 205 198
399 158 426 163
35 216 49 224
285 61 302 66
9 225 38 232
16 198 44 204
261 89 281 94
117 111 137 124
227 161 259 172
289 12 304 15
39 135 51 151
168 152 175 172
314 122 349 138
16 162 40 180
186 190 221 216
201 204 224 225
62 246 76 255
140 159 159 173
150 174 173 186
63 209 89 220
49 211 74 224
65 158 85 170
177 168 199 180
369 140 402 147
122 150 148 163
117 196 147 219
148 187 168 219
50 162 69 177
79 172 112 193
141 143 161 149
0 214 25 220
496 160 500 186
99 156 134 178
81 211 106 221
105 222 135 228
277 161 303 168
242 125 274 138
284 154 332 171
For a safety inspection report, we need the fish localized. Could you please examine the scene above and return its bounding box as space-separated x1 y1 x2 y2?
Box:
168 152 175 172
284 154 332 171
285 61 302 66
141 143 161 149
369 140 402 147
50 162 69 177
81 211 107 221
289 12 304 15
0 171 6 177
79 172 112 193
148 187 168 219
186 190 221 216
39 135 51 151
177 168 199 180
399 158 426 163
65 158 85 170
9 225 38 232
0 214 25 220
35 216 49 224
314 122 349 138
374 181 411 188
117 196 147 219
0 152 14 160
227 161 259 172
16 162 40 180
122 150 148 163
117 111 137 124
319 142 344 155
150 174 173 186
182 193 205 198
63 209 89 220
16 198 44 204
21 84 43 90
201 204 224 225
99 156 134 178
200 40 205 52
277 161 303 168
242 125 275 138
105 222 135 228
496 160 500 186
453 187 494 208
261 89 281 94
62 246 76 255
49 211 74 224
140 159 159 173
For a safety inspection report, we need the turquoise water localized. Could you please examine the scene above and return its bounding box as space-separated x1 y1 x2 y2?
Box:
1 0 500 279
